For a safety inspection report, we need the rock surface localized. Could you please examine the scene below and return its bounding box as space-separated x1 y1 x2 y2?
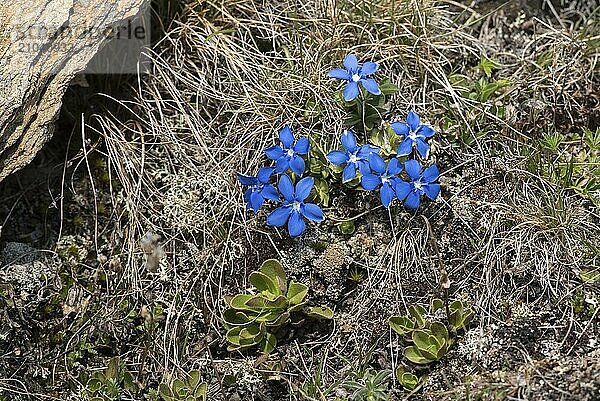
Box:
0 0 148 182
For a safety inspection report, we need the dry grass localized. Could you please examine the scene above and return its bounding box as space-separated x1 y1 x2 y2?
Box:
78 0 600 399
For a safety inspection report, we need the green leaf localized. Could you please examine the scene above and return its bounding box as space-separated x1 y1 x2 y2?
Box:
305 306 334 319
580 268 600 284
478 56 501 78
430 322 449 342
431 298 444 313
105 357 120 380
404 346 431 364
264 311 290 328
223 308 253 325
337 220 356 235
396 368 419 391
260 332 277 354
172 379 187 395
195 383 208 401
388 315 415 335
408 304 427 328
379 78 400 96
250 271 280 296
229 294 255 310
412 330 432 350
159 382 174 399
187 370 201 389
260 259 287 293
245 294 288 309
226 326 243 346
239 325 265 347
287 281 308 305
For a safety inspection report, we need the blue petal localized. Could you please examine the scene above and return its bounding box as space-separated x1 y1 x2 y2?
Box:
274 157 290 174
265 145 284 160
358 144 379 159
394 180 411 200
407 111 420 131
290 155 306 176
361 173 381 190
387 158 402 175
278 174 295 202
341 130 357 152
423 183 441 200
326 150 349 165
404 191 421 209
328 68 351 80
303 203 324 222
415 138 430 159
288 211 306 237
294 137 310 154
380 183 395 208
249 191 264 212
257 167 274 183
369 153 386 174
343 81 360 101
260 184 280 202
342 163 357 183
243 188 252 203
295 176 314 202
422 165 440 183
419 125 435 138
360 61 379 76
238 173 257 186
279 125 295 148
390 122 409 136
404 159 422 181
360 78 381 95
357 159 371 175
397 138 413 156
343 54 359 72
267 205 292 226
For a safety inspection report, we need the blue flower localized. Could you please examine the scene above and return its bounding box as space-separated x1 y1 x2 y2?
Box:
237 167 280 213
328 54 381 101
391 111 435 159
265 125 310 176
326 130 380 183
395 160 441 209
360 154 403 208
266 175 325 237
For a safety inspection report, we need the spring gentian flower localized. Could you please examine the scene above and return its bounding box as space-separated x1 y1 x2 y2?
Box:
266 175 325 237
395 160 441 209
326 130 380 182
265 125 310 176
237 167 280 212
328 54 381 101
360 154 402 208
391 111 435 159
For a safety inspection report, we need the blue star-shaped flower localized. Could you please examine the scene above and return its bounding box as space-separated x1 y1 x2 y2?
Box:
237 167 280 213
266 175 325 237
391 111 435 159
328 54 381 101
265 125 310 176
395 160 441 209
360 154 403 208
326 130 380 183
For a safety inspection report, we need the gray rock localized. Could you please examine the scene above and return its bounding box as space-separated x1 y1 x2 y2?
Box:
0 0 148 182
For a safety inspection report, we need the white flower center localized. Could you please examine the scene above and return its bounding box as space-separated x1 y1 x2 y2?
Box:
381 175 389 184
414 180 423 190
292 201 301 212
408 131 419 140
351 73 361 82
348 153 359 163
286 148 294 157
